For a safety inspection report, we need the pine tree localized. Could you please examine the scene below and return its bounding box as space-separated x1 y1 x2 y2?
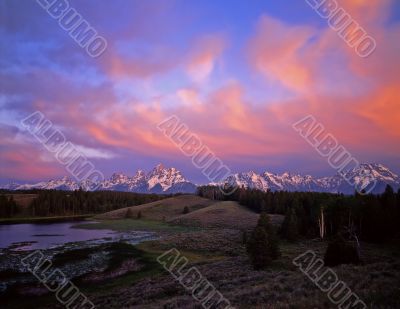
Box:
260 200 267 212
8 195 17 217
257 212 272 232
281 208 299 242
324 235 360 266
125 208 133 218
259 213 280 259
0 195 7 217
384 184 394 196
246 226 271 269
137 210 142 219
182 206 189 214
246 212 280 269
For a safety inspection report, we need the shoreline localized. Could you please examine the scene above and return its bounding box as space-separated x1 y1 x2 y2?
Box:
0 214 94 225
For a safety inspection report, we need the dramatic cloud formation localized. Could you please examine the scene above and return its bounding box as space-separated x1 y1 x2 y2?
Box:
1 0 399 183
185 34 226 82
248 15 316 92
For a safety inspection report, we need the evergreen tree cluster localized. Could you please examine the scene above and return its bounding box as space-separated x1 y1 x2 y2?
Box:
0 189 165 218
246 213 280 269
0 195 18 217
324 236 361 267
197 185 400 243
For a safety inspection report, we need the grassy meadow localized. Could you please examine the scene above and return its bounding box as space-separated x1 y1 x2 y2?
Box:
1 194 399 308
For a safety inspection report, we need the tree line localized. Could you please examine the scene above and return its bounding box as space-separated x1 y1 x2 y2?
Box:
197 185 400 243
0 195 18 218
0 189 166 218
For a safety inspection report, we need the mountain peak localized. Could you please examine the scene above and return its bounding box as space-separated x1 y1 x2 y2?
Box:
111 172 127 177
226 163 399 194
154 163 165 171
2 163 398 195
135 169 145 177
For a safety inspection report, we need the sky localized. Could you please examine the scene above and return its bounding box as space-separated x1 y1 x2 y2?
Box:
1 0 400 185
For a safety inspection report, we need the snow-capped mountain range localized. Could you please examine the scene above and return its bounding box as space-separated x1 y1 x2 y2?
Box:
2 164 197 194
2 163 399 195
224 163 399 194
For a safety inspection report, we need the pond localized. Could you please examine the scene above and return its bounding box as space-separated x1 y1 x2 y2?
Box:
0 221 155 251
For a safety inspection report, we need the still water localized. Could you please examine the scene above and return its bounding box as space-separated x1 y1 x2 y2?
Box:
0 221 124 250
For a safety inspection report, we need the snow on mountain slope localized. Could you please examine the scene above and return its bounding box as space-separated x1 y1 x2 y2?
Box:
100 170 147 192
147 164 187 191
4 164 196 194
335 163 400 194
2 163 398 195
224 163 399 194
225 171 270 191
16 176 80 191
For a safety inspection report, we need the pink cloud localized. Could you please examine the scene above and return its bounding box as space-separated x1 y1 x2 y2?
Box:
248 15 317 92
185 34 226 82
2 0 399 181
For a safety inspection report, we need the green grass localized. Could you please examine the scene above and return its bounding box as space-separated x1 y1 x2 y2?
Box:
77 242 165 292
52 247 97 267
85 260 164 294
3 237 400 308
136 241 227 263
0 214 94 224
105 242 143 271
1 243 163 309
74 218 198 233
94 195 214 221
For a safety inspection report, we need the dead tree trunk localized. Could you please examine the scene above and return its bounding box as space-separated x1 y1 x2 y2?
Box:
318 206 326 240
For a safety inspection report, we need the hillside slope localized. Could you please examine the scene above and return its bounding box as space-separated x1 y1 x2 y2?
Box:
169 201 283 229
94 195 214 221
94 195 284 230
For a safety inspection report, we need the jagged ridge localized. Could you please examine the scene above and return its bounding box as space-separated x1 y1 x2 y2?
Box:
6 164 197 194
2 163 399 195
224 163 399 194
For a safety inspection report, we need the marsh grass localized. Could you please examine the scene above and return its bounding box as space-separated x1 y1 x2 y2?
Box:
52 247 96 266
74 218 198 233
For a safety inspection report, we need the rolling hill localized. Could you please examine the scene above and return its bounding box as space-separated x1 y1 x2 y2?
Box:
94 195 283 230
94 195 214 221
